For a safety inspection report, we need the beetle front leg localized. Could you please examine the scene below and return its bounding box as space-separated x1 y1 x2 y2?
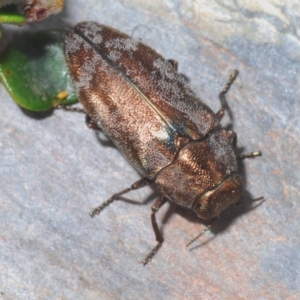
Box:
216 70 239 120
142 195 167 266
89 178 152 217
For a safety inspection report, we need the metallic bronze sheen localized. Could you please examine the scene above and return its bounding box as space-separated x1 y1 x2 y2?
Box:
64 22 221 180
64 22 243 251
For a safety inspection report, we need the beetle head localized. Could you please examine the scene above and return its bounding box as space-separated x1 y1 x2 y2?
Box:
192 173 243 219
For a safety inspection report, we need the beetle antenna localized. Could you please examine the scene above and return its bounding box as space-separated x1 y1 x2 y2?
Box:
252 196 264 202
237 196 265 206
186 219 217 247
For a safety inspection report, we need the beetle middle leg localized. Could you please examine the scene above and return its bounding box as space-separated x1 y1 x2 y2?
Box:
216 69 239 120
57 105 102 131
57 104 86 114
89 178 151 217
142 195 167 266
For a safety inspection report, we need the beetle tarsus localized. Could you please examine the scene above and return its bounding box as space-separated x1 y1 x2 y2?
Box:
89 178 151 217
142 196 167 265
142 241 163 266
217 70 239 120
221 70 239 95
89 197 115 217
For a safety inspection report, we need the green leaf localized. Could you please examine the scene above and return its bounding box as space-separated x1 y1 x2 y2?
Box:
0 5 26 24
0 13 26 24
0 30 78 111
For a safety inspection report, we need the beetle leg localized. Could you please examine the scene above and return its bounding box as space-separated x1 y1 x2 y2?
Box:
216 70 239 120
142 195 167 266
89 178 152 217
85 115 103 131
57 104 86 114
238 151 261 159
56 105 102 131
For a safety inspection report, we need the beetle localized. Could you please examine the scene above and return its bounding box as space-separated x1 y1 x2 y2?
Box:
63 22 260 265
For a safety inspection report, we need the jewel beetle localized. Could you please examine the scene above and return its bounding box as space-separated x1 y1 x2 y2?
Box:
64 22 260 265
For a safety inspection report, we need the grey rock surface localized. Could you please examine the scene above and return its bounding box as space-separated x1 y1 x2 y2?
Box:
0 1 299 299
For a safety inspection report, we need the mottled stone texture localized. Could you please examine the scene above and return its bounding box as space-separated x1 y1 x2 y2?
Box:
0 1 299 299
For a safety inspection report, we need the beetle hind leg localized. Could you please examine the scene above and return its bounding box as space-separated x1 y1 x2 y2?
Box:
142 195 167 266
89 178 151 217
216 69 239 120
